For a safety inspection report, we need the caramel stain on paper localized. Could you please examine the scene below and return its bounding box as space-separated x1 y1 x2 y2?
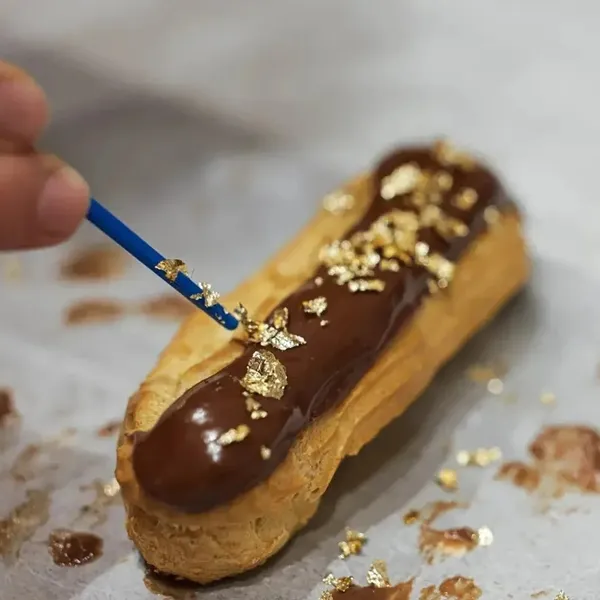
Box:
419 576 482 600
0 489 51 564
60 245 127 281
497 425 600 497
329 580 414 600
408 501 488 564
137 294 195 321
64 299 126 326
48 529 104 567
7 429 77 483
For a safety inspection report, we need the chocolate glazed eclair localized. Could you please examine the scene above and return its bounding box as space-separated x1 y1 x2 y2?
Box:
117 141 529 584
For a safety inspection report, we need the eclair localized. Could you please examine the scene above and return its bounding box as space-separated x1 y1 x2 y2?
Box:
116 141 529 584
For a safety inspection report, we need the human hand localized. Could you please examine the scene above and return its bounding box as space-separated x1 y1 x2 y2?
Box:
0 61 89 251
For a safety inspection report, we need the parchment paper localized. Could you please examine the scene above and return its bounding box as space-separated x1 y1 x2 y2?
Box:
2 0 600 598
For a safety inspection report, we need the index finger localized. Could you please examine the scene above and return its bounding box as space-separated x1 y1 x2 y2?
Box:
0 61 49 144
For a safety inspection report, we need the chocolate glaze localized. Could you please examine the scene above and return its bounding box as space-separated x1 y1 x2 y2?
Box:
133 145 516 513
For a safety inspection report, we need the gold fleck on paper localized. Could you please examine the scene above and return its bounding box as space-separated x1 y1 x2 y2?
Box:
245 396 268 420
190 282 220 307
323 191 355 215
155 259 188 282
381 163 422 199
303 296 328 317
456 447 502 467
403 509 420 525
540 392 556 405
436 468 458 491
555 593 570 600
487 378 504 395
218 425 250 446
338 528 367 559
260 446 271 460
476 526 494 547
323 574 354 593
241 350 288 399
366 559 392 588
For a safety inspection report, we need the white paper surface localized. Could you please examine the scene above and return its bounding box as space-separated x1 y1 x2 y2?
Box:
2 1 600 598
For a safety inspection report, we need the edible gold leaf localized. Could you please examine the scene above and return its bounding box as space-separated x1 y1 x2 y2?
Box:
271 307 289 330
260 446 272 460
338 528 366 559
436 468 458 491
245 396 268 420
432 139 475 170
348 279 385 293
155 259 188 282
303 296 328 317
366 559 391 588
240 350 288 399
190 282 220 307
218 424 250 446
452 188 478 210
323 191 355 215
322 574 354 593
380 163 422 199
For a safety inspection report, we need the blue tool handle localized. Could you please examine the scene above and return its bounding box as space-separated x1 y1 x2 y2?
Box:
86 198 238 331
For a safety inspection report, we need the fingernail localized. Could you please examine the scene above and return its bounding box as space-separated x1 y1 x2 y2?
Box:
37 165 90 237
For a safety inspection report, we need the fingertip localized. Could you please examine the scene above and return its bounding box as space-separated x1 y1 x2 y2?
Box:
37 165 90 242
0 65 49 143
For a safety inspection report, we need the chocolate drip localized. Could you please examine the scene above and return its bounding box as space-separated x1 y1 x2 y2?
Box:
133 145 515 513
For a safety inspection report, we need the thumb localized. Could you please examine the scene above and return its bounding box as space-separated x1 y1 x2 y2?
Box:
0 152 90 251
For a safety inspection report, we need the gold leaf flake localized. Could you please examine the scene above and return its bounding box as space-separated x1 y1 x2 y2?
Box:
303 296 328 317
319 592 334 600
456 447 502 467
245 396 268 420
323 191 355 215
240 350 288 399
403 509 420 525
366 559 392 588
452 188 479 210
338 528 367 559
271 307 289 330
432 139 475 170
484 206 501 226
323 574 354 593
320 320 329 327
218 425 250 446
348 279 385 293
540 392 556 405
436 468 458 491
155 259 188 282
190 282 220 307
487 378 504 395
315 276 324 287
380 258 400 272
381 163 422 199
260 446 271 460
235 304 305 352
476 526 494 547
